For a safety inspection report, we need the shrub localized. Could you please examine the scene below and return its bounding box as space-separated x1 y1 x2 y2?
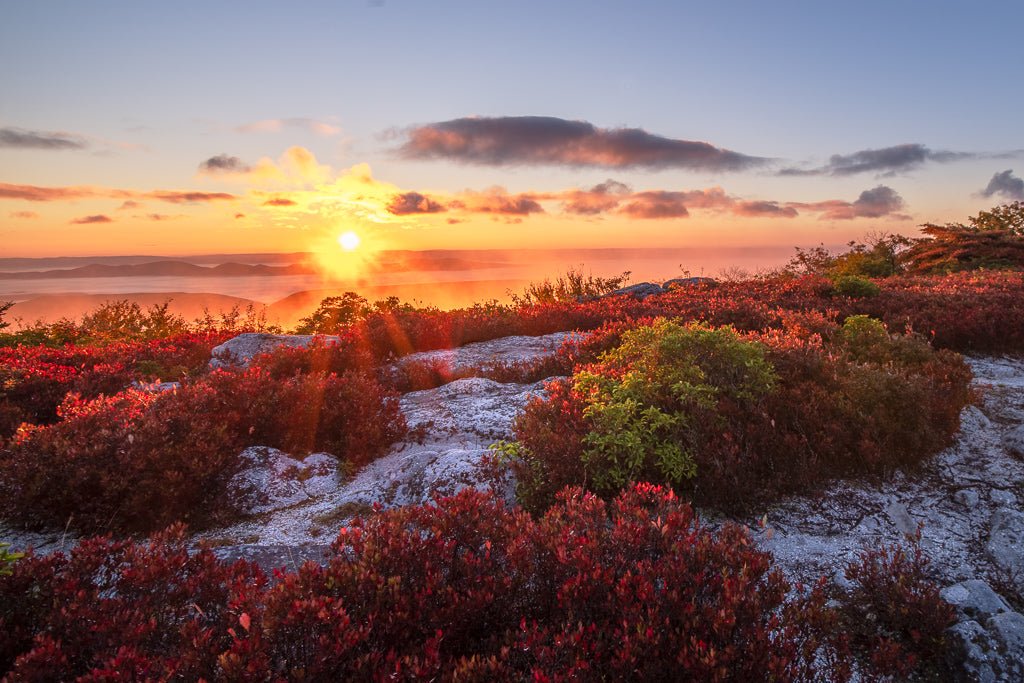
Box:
0 526 265 680
832 275 880 298
506 317 971 512
509 267 631 305
837 530 955 680
0 368 406 533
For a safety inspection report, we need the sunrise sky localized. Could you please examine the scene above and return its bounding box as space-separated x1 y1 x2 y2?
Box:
3 1 1024 258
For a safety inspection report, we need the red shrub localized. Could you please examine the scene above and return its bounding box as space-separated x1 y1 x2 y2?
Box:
0 331 231 440
0 368 406 533
838 530 955 681
0 525 265 680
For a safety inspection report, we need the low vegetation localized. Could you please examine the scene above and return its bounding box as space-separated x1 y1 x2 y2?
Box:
0 487 955 681
2 203 1023 679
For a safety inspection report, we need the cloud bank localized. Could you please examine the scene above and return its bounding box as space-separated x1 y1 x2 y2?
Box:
398 116 766 171
0 127 88 151
780 143 974 177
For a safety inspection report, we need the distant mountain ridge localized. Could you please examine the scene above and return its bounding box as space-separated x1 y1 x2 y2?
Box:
0 261 318 280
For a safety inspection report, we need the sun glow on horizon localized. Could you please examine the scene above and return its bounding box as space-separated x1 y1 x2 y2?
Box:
338 230 361 251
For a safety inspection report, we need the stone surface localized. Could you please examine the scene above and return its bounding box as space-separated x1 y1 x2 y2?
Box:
662 276 718 290
988 508 1024 594
1005 425 1024 459
606 282 664 300
210 333 342 369
392 332 573 377
227 447 342 516
941 580 1012 622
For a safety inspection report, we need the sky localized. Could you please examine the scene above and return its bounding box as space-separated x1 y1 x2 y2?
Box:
2 0 1024 259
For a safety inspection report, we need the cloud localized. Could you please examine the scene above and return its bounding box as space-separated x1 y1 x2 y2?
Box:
734 200 799 218
235 213 246 219
236 118 341 136
387 191 447 215
398 116 766 171
262 197 297 207
0 182 236 204
198 154 251 174
118 200 141 210
8 210 39 219
142 213 182 221
618 191 692 219
561 179 632 215
0 126 88 150
980 169 1024 201
780 143 973 176
788 185 907 220
70 214 113 224
454 189 545 215
146 190 235 204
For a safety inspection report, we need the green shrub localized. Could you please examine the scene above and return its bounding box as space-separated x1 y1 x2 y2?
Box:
832 275 880 298
0 543 22 577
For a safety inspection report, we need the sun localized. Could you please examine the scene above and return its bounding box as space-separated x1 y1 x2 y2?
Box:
337 230 361 251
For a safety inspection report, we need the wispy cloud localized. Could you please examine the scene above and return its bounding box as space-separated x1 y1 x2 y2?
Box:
397 116 766 171
780 143 974 177
0 182 236 204
70 214 113 224
979 169 1024 201
8 210 39 219
236 118 341 136
262 197 297 207
0 126 89 151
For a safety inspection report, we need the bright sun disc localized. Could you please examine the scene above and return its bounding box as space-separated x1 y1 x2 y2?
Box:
337 231 360 251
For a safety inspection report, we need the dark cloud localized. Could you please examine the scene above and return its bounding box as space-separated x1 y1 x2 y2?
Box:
262 198 297 207
387 191 447 215
398 116 766 171
235 213 246 219
0 127 88 150
198 154 251 174
144 213 179 221
469 194 544 215
780 143 972 176
980 169 1024 201
70 214 113 224
734 200 799 218
118 200 141 210
788 185 907 220
0 183 95 201
8 211 39 219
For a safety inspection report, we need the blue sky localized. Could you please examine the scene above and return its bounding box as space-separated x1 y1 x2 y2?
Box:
2 0 1023 255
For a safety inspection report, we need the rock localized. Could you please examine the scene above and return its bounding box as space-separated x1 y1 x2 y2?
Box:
987 509 1024 594
990 489 1018 507
662 276 718 290
1004 425 1024 459
130 380 181 393
955 489 981 508
392 332 572 377
941 580 1012 622
947 620 998 683
605 282 664 300
210 333 341 369
227 447 342 516
949 611 1024 683
885 500 918 536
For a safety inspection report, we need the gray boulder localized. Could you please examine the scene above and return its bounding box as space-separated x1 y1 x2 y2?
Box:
1004 425 1024 459
663 276 718 290
227 447 341 516
942 580 1012 622
987 509 1024 595
947 612 1024 682
606 282 664 300
210 333 342 369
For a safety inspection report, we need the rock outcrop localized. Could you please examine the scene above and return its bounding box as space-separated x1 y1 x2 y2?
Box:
209 333 341 369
